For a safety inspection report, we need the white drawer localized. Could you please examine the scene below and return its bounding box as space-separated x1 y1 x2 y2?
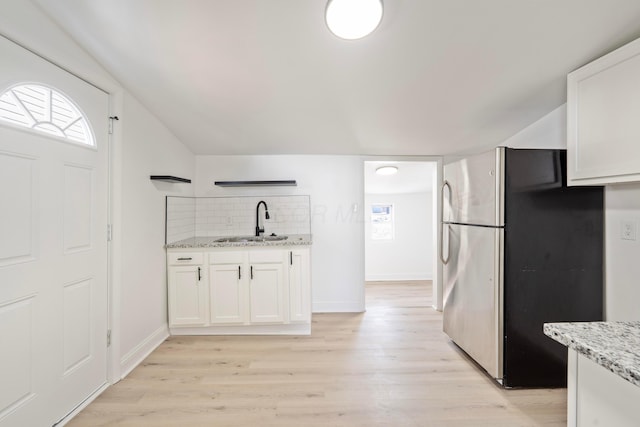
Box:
168 252 204 265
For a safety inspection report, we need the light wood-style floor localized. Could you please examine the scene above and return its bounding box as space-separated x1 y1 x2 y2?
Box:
69 281 566 426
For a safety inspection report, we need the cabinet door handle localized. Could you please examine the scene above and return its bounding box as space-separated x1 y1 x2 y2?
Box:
197 266 201 281
250 265 254 280
177 257 192 261
290 251 293 266
238 265 241 280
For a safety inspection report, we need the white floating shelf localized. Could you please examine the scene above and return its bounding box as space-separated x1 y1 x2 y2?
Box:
214 180 297 187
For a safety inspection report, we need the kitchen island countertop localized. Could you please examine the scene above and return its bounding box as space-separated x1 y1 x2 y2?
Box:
165 234 312 249
544 321 640 387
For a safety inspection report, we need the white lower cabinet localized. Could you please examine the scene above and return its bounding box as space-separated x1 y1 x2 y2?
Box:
248 250 286 323
167 252 207 326
168 246 311 334
209 249 286 325
568 349 640 427
288 249 311 323
209 251 246 324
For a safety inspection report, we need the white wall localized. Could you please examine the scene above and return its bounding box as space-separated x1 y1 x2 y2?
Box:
0 2 118 92
119 93 195 375
1 3 196 380
604 184 640 320
195 155 365 312
500 104 567 149
365 192 433 281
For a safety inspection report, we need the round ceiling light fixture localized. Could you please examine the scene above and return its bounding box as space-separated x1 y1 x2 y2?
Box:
325 0 383 40
375 166 398 176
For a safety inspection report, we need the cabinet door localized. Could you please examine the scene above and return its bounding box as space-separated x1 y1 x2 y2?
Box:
572 351 640 427
168 265 207 326
249 262 285 323
568 37 640 185
288 249 311 323
209 263 247 324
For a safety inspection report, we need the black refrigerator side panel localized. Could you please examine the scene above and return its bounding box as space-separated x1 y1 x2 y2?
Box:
502 149 603 388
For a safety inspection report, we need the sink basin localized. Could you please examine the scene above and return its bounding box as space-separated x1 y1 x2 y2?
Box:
263 235 288 241
215 235 288 243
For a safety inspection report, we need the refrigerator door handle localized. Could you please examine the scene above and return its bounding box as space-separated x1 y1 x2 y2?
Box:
440 180 451 265
441 180 451 223
440 224 451 265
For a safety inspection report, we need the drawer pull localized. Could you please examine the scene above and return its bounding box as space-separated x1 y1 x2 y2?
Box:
177 257 192 261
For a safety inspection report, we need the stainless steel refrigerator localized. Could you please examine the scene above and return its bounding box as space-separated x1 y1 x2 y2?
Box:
441 147 603 388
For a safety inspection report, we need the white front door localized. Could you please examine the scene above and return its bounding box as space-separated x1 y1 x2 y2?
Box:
0 36 109 426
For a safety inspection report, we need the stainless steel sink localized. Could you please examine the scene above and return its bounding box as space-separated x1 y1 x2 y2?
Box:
263 235 288 241
215 235 288 243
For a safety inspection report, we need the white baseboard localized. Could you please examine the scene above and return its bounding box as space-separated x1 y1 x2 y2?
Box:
171 323 311 336
119 324 169 380
312 301 365 313
365 273 432 281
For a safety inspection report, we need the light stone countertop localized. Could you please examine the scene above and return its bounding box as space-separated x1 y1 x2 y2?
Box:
544 321 640 387
165 234 312 249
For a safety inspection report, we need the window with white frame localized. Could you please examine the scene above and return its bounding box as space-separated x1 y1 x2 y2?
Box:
371 204 394 240
0 83 95 146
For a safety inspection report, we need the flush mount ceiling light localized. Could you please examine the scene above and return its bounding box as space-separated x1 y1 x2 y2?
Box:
325 0 383 40
376 166 398 175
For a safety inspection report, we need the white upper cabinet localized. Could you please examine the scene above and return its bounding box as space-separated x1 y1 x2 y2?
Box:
567 37 640 185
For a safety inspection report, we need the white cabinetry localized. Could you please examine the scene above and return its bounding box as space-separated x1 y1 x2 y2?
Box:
209 251 246 324
288 249 311 322
167 252 207 326
209 249 287 325
568 350 640 426
567 37 640 185
167 246 311 334
248 250 286 323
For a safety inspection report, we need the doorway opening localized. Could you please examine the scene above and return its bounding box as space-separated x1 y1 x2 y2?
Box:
363 160 440 310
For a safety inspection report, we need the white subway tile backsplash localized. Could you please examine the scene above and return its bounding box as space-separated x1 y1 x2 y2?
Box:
165 197 196 244
166 195 310 242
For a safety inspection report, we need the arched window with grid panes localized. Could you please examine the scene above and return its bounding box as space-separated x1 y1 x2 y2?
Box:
0 83 95 146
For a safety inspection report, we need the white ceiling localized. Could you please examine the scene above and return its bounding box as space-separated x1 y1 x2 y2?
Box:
365 161 435 194
33 0 640 156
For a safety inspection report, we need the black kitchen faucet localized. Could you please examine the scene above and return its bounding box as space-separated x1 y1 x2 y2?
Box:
255 200 270 236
